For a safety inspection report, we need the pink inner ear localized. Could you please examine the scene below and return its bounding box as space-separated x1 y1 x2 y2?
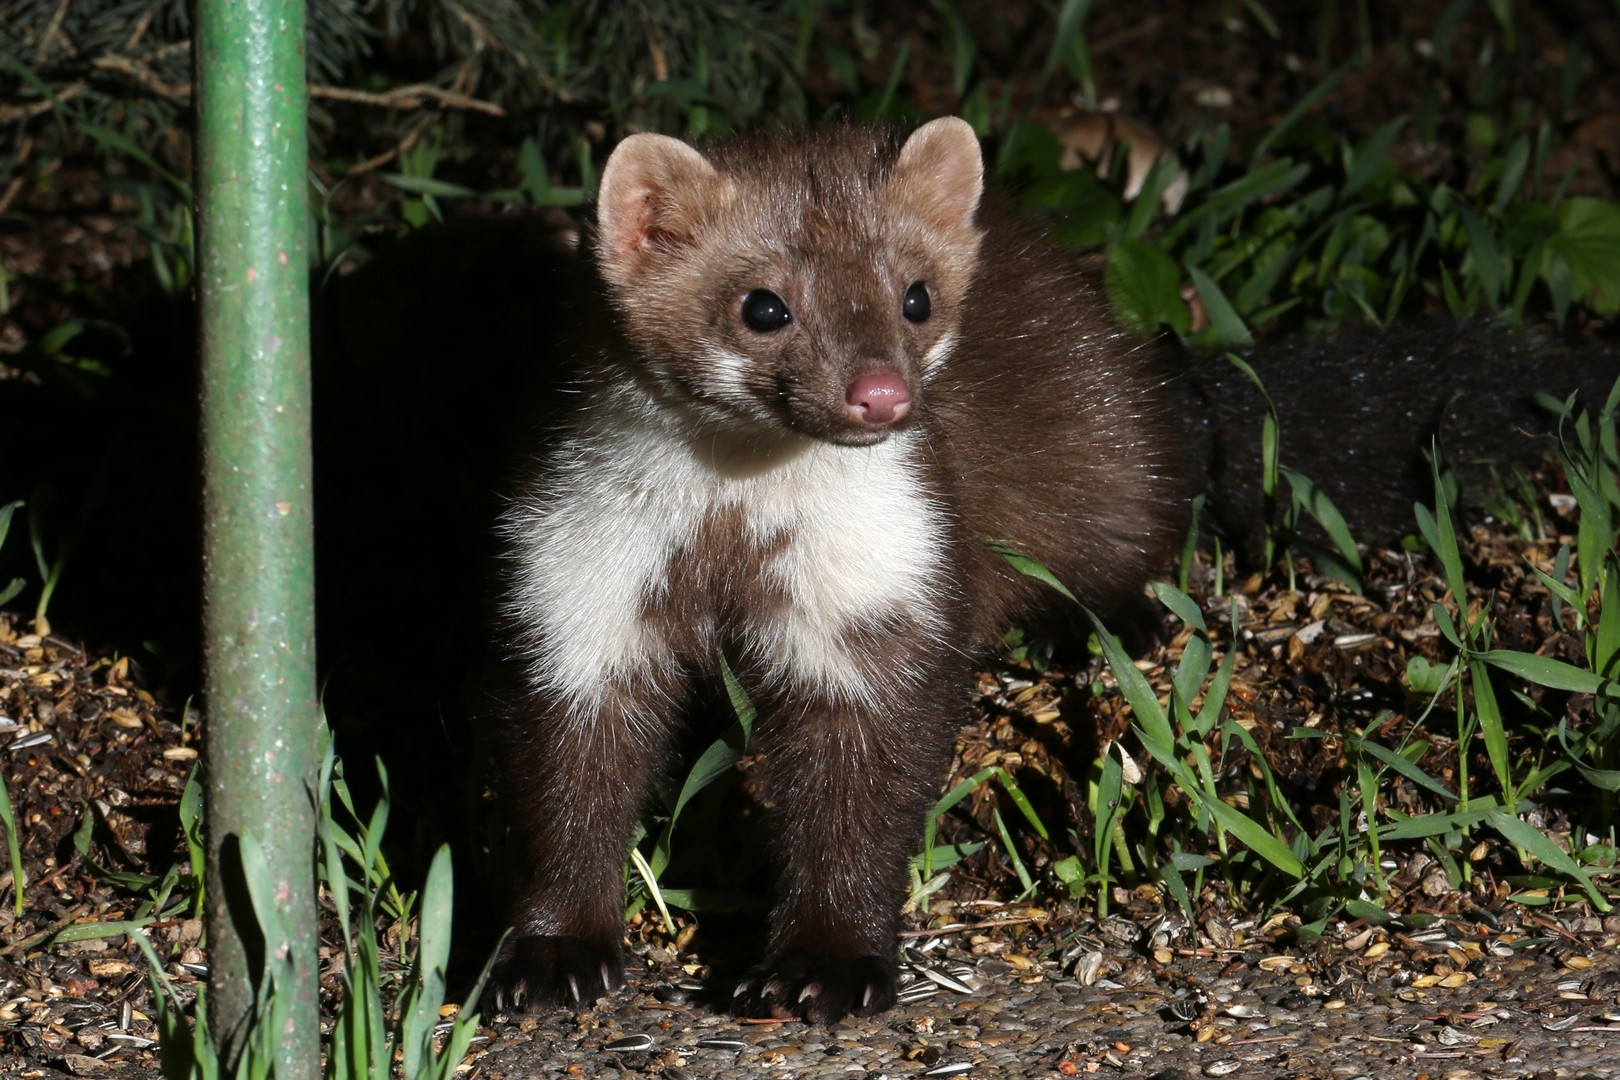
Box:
596 133 721 279
894 118 985 232
598 171 664 275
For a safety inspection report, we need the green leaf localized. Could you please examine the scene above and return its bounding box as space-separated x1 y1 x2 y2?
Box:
1547 197 1620 315
415 846 453 1003
995 768 1051 840
1168 160 1311 241
1040 0 1095 101
1595 565 1620 679
1201 795 1305 878
381 173 481 199
0 500 22 552
1341 116 1407 202
1250 61 1352 165
1457 204 1505 305
1376 803 1500 841
1493 133 1531 213
1469 660 1514 805
1477 649 1608 694
1093 746 1125 906
1159 859 1196 924
1280 467 1363 575
988 539 1077 603
1087 613 1178 783
1556 718 1620 792
1348 736 1456 801
78 123 193 199
1187 265 1252 345
0 774 21 915
1192 619 1239 737
1417 455 1467 610
716 649 756 738
1151 581 1206 632
1486 810 1611 911
1106 238 1188 334
667 735 743 824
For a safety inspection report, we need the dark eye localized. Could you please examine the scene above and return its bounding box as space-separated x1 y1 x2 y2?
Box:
902 281 931 323
741 289 792 332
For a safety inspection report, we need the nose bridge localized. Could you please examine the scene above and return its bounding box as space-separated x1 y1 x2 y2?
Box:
805 244 899 370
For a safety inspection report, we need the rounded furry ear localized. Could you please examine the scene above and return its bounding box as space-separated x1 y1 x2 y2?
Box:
892 117 984 232
595 133 723 283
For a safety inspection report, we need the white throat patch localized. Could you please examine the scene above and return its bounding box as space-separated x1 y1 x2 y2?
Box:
503 388 949 717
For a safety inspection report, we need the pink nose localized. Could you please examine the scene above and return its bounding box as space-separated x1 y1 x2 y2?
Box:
845 372 912 426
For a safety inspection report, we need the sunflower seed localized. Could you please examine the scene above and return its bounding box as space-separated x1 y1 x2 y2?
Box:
917 967 974 995
1167 998 1201 1021
896 983 939 1005
604 1034 654 1052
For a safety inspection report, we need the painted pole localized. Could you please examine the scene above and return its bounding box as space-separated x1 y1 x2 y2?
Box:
194 0 319 1073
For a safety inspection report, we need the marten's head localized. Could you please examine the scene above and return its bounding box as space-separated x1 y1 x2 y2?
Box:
592 118 984 447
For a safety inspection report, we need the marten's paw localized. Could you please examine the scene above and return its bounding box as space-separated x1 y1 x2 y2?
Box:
486 935 624 1012
732 954 898 1024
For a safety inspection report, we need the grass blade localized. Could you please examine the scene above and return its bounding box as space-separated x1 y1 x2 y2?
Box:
1486 810 1612 911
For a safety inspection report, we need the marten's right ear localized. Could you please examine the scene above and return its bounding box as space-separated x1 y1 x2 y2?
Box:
596 134 723 284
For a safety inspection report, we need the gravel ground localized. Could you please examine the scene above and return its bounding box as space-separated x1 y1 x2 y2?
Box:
471 910 1620 1079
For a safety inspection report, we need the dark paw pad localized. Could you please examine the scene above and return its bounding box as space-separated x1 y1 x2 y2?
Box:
732 954 898 1024
485 935 624 1013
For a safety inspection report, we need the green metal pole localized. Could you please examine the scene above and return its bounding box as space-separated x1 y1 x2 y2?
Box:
194 0 318 1073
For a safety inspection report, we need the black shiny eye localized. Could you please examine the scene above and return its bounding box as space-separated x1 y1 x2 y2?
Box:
902 281 931 323
741 289 792 332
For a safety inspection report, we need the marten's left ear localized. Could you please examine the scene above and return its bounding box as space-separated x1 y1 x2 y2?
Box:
892 117 984 232
596 133 725 286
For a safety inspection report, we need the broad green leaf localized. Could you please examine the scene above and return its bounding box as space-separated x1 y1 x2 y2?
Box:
1106 238 1188 334
1547 197 1620 315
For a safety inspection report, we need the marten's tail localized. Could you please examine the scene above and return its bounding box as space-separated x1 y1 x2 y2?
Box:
1178 321 1619 559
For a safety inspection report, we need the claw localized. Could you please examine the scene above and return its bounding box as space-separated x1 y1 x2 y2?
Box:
798 983 821 1003
565 973 581 1003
